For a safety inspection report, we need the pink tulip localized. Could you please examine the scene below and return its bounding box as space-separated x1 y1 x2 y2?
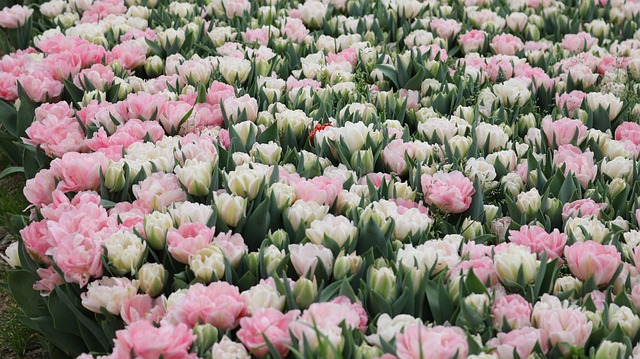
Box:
508 225 567 260
49 152 109 193
396 324 468 359
537 308 592 355
492 294 532 330
488 326 549 359
421 171 475 213
111 321 197 359
564 241 621 286
132 173 187 211
562 199 607 220
166 223 214 264
237 308 299 357
552 145 597 188
542 117 588 147
164 282 247 330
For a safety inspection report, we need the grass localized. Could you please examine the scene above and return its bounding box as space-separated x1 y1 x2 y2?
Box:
0 270 39 359
0 152 43 358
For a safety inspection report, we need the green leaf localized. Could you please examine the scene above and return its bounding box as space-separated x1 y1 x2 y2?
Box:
256 123 278 144
403 66 424 91
0 99 18 137
0 166 24 179
356 218 390 258
6 270 49 318
241 197 271 252
375 64 399 89
30 316 86 357
425 277 454 325
16 82 37 138
63 79 85 105
52 287 111 352
47 290 82 336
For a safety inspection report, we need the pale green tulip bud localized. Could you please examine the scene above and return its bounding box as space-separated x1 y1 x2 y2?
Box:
461 218 484 241
143 211 174 250
351 149 374 175
193 324 218 353
293 277 317 309
213 192 247 227
267 229 289 249
188 244 226 283
595 341 626 359
355 343 383 359
368 266 397 303
145 55 164 77
105 230 147 275
104 161 126 192
333 251 363 280
137 263 166 297
246 251 259 274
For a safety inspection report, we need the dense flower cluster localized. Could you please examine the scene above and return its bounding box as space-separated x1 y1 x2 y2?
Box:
2 0 640 358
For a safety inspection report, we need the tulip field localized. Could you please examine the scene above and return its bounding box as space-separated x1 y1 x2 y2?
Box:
2 0 640 357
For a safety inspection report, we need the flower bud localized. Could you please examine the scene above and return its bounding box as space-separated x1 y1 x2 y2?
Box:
137 263 166 297
246 251 259 274
355 343 383 359
267 229 289 249
553 276 582 298
392 182 416 201
105 230 147 275
449 135 473 158
359 206 393 236
483 205 499 225
461 218 484 241
285 200 329 231
368 266 397 303
333 251 363 280
516 188 542 218
82 90 106 106
144 55 164 77
351 149 374 175
490 217 512 243
525 24 540 41
275 109 312 138
188 244 226 283
256 111 274 127
517 113 536 136
174 159 213 196
158 28 185 49
306 214 358 249
104 161 126 192
608 178 627 200
143 211 174 250
193 324 218 353
241 280 286 314
113 77 131 100
293 277 317 309
251 141 282 165
213 192 247 227
219 57 251 85
544 197 563 222
608 304 640 338
231 121 258 149
268 182 296 211
226 167 264 200
1 242 20 268
494 245 540 285
263 245 286 276
595 340 626 359
464 293 490 315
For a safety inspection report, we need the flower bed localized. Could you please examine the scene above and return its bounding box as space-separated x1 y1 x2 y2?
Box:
1 0 640 358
